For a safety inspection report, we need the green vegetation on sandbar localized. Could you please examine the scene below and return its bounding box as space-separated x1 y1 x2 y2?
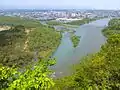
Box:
52 18 120 89
46 20 79 28
0 16 61 67
66 18 100 26
46 20 63 26
71 35 80 47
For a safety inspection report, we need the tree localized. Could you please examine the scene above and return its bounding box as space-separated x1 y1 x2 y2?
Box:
0 58 56 89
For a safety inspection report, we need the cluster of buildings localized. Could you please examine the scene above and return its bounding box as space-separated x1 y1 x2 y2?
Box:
0 9 120 21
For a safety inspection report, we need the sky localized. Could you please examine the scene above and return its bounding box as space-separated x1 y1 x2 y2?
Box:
0 0 120 10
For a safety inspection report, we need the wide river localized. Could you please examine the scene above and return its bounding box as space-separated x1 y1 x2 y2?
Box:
51 18 110 77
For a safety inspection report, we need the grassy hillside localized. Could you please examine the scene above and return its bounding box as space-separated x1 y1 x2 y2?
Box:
0 16 61 89
0 16 41 28
0 16 61 67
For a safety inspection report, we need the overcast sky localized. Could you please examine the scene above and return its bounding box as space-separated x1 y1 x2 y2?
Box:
1 0 120 9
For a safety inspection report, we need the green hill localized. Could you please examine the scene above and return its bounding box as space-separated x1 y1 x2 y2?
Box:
0 16 41 28
0 16 61 67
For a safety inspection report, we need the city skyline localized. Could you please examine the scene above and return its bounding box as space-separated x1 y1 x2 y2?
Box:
0 0 120 10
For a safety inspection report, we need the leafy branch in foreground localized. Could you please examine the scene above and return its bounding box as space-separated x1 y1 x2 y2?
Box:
0 58 56 90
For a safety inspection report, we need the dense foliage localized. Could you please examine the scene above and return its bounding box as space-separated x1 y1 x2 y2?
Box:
0 16 61 67
0 58 56 89
53 18 120 89
0 16 62 89
28 26 61 58
0 25 33 67
108 18 120 30
103 18 120 37
71 35 80 47
1 16 120 89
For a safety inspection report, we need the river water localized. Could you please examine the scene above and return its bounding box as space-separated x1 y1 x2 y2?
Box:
51 18 110 77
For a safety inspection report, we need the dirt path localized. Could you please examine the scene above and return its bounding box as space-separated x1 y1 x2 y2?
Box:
23 28 34 51
0 26 11 31
0 25 33 52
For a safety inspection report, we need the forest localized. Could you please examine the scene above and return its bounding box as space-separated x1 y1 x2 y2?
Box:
0 16 61 67
0 17 120 89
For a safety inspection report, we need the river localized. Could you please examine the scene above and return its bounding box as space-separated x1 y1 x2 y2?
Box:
50 18 110 77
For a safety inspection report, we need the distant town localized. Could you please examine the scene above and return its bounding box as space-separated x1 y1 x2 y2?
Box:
0 9 120 21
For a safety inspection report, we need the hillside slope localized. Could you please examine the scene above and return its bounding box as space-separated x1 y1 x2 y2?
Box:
0 16 61 67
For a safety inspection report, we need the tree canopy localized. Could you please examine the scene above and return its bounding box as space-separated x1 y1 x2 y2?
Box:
0 16 61 67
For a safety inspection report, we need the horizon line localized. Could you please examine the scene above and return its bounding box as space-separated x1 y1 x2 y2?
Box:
0 8 120 10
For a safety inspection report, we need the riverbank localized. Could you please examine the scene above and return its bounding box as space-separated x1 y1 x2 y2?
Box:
53 18 120 90
46 17 103 34
102 18 120 37
52 18 109 77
